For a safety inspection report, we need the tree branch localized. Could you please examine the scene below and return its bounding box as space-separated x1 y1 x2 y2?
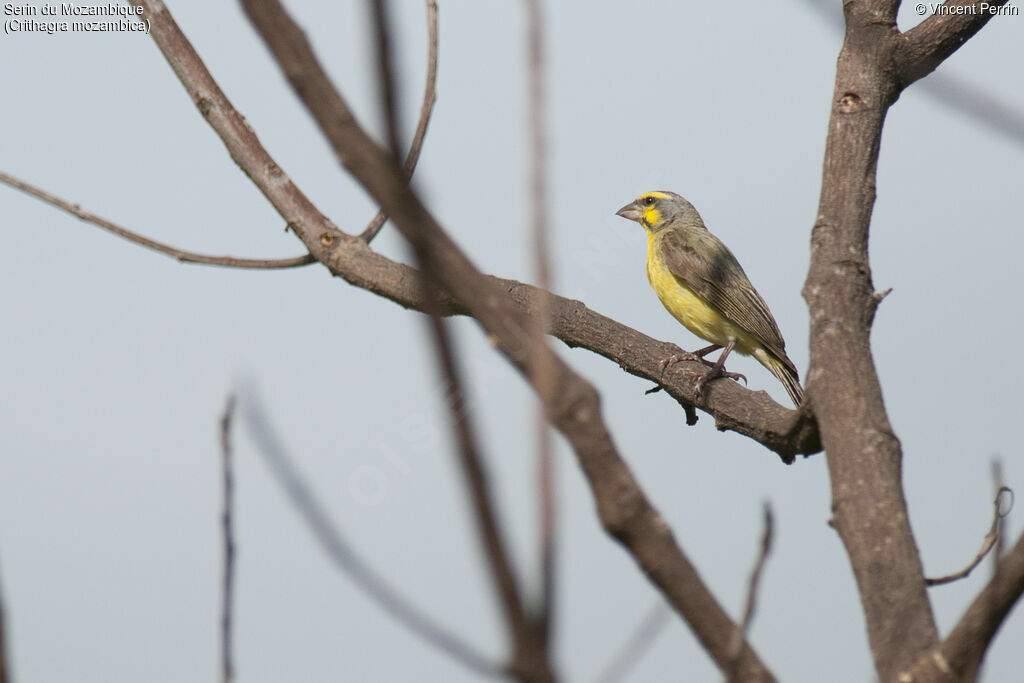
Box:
361 0 439 243
4 168 819 461
925 487 1012 587
805 0 1009 678
897 1 1011 86
0 170 315 270
727 503 774 682
901 529 1024 682
0 565 8 683
372 2 552 677
522 0 557 647
218 396 237 683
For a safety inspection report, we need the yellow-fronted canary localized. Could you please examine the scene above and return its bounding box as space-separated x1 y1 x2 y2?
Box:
616 191 804 407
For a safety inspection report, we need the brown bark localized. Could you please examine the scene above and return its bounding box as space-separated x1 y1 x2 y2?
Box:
805 2 1009 679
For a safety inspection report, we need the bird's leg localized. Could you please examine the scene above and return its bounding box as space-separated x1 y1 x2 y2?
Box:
658 343 721 378
693 340 746 396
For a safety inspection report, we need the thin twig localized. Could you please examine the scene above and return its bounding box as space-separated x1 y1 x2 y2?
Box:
900 528 1024 682
592 601 672 683
219 396 237 683
992 459 1007 566
425 311 552 680
523 0 556 647
240 390 502 679
0 567 9 683
926 486 1014 587
370 0 402 162
360 0 439 243
0 171 316 270
727 503 774 681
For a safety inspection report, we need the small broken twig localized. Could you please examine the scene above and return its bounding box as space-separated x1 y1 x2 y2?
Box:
926 486 1014 587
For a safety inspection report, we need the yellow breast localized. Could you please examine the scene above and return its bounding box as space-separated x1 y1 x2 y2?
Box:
646 230 757 354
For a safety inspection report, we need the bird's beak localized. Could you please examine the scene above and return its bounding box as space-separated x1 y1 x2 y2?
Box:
616 201 642 223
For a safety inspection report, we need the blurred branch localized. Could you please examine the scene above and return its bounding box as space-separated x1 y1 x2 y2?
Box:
369 0 402 162
523 0 557 646
0 568 9 683
372 2 552 677
241 390 502 679
727 503 774 682
926 487 1013 587
593 601 672 683
361 0 438 242
237 1 775 678
426 310 553 681
219 396 237 683
0 171 315 269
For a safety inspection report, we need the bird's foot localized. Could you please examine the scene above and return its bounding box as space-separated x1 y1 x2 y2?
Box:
693 365 746 397
658 351 715 379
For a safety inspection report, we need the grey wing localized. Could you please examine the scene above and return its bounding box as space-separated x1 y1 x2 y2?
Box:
659 229 794 368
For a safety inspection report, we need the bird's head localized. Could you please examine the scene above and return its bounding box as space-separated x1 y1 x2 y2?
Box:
615 191 703 233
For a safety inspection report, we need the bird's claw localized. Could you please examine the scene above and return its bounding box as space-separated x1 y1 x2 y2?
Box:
693 366 746 397
658 351 715 379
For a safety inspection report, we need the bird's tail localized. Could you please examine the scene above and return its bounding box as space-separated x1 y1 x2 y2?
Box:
755 349 805 408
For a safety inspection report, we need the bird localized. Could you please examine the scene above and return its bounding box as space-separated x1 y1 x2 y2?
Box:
615 191 804 407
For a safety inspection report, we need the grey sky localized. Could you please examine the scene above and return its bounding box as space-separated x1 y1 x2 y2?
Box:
1 2 1021 681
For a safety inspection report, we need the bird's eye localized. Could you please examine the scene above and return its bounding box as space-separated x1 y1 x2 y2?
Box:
643 196 655 206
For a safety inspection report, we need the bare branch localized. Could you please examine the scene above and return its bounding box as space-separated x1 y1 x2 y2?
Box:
727 503 774 682
897 1 1012 86
0 171 315 270
426 310 553 681
372 3 552 677
0 567 9 683
992 459 1008 565
361 0 439 243
803 0 1024 149
240 390 502 679
5 155 816 458
926 487 1013 587
236 1 775 678
523 0 557 646
219 396 237 683
901 529 1024 682
127 0 350 261
592 601 672 683
369 0 402 162
803 0 1010 675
